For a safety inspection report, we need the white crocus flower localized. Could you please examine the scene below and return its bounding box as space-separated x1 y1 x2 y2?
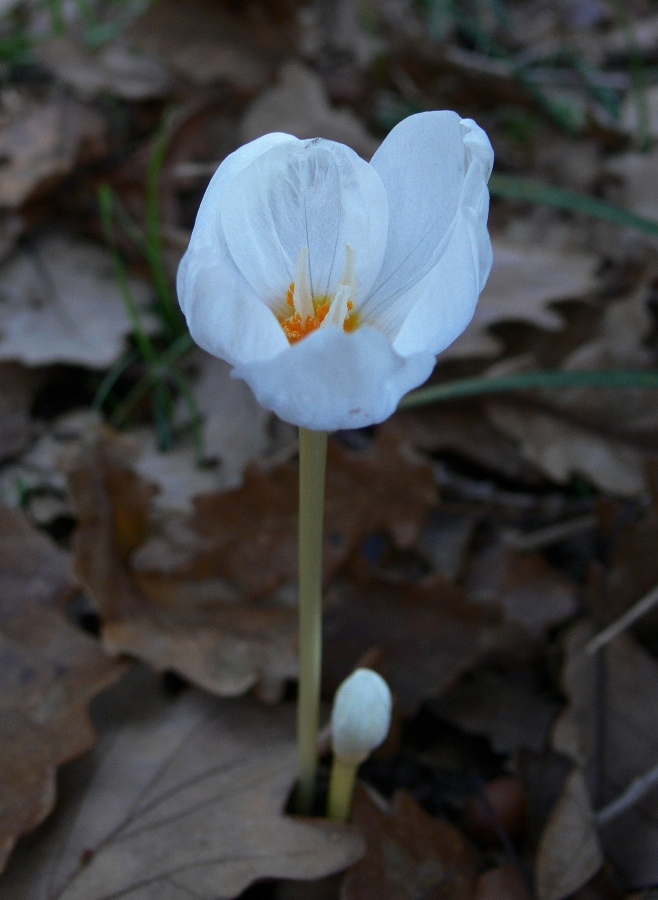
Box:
177 111 493 431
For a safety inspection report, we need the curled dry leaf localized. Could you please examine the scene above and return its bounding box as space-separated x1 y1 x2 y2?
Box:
0 232 153 369
0 95 105 209
69 426 436 701
0 666 363 899
341 788 479 900
0 505 125 874
553 621 658 887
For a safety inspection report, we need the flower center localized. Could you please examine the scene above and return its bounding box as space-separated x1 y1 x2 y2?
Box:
278 246 360 345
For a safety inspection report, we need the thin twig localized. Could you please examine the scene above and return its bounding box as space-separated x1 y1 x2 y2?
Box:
504 514 598 552
596 760 658 826
585 584 658 655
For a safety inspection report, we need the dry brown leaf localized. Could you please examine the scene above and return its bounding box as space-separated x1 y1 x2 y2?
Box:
137 428 437 598
605 151 658 237
341 788 479 900
0 505 125 874
0 666 363 899
594 495 658 634
553 621 658 888
186 351 280 487
485 402 648 498
0 363 31 462
474 863 529 900
0 232 153 368
385 408 545 486
0 95 105 209
37 36 172 101
443 238 598 360
432 669 560 756
129 0 279 91
323 573 487 714
535 768 603 900
241 61 379 160
69 426 436 701
465 541 578 636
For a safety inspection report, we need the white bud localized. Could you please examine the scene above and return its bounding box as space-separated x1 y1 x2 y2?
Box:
330 668 392 765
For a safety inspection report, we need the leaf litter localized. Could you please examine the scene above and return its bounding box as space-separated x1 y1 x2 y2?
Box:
2 0 658 897
0 665 363 899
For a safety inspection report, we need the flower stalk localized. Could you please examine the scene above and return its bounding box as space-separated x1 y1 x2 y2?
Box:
295 427 328 814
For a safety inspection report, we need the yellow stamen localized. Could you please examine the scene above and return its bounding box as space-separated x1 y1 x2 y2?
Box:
278 246 360 345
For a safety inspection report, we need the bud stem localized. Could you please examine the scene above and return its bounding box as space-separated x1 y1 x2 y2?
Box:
295 427 328 814
328 756 358 822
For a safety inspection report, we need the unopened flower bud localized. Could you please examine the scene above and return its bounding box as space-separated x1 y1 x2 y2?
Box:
330 668 392 765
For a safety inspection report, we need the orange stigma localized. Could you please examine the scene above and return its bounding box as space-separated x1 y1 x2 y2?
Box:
280 293 331 344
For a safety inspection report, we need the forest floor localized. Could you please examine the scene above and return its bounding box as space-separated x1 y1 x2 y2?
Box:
2 1 658 898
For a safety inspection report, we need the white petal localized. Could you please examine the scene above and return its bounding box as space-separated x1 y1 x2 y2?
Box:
183 132 297 252
366 112 466 307
177 134 297 365
392 199 493 358
177 230 288 366
221 138 388 308
231 325 435 431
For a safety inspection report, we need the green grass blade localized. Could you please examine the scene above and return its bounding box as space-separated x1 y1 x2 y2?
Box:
399 370 658 410
489 173 658 238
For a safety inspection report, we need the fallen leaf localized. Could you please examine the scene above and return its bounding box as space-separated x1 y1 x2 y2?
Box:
323 573 487 714
535 768 603 900
0 231 153 368
341 788 479 900
241 61 380 159
443 238 598 360
186 351 281 487
553 621 658 888
136 428 437 598
464 541 579 636
385 408 545 487
37 36 172 101
474 863 530 900
485 401 648 497
69 426 436 702
0 363 31 462
431 669 560 756
0 505 125 874
0 95 105 209
605 150 658 237
0 666 363 899
619 85 658 140
129 0 277 91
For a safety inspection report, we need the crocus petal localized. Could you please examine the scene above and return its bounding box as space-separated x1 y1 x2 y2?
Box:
221 138 389 308
231 325 435 432
181 132 297 255
178 233 288 366
391 119 493 357
365 111 467 320
178 132 295 364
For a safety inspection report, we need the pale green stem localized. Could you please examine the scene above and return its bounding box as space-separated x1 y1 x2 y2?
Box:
296 427 328 814
327 756 358 822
